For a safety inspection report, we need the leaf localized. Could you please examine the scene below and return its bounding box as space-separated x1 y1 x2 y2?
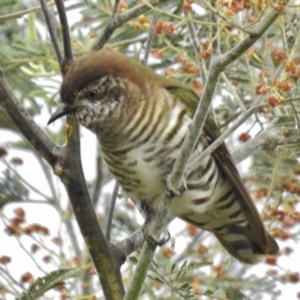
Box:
180 282 190 290
170 262 176 272
128 256 138 264
17 268 80 300
0 169 29 207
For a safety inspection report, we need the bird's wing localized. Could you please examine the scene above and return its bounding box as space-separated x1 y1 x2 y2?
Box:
204 115 279 256
166 84 279 258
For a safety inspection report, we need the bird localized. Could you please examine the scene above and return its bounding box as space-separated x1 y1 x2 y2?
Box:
48 48 279 264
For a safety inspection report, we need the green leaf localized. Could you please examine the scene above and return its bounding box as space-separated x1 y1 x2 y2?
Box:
128 256 138 264
17 268 80 300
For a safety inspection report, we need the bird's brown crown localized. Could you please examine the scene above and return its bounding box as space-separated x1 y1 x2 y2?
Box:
60 48 164 105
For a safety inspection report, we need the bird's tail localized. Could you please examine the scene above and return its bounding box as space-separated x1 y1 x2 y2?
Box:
214 224 279 264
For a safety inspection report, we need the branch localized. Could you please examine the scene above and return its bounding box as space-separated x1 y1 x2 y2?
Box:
0 71 58 167
193 6 285 168
141 12 158 65
279 15 300 81
90 0 169 51
197 104 262 164
40 0 63 63
106 181 119 241
91 147 105 206
0 0 55 21
117 228 145 256
232 129 284 164
55 116 125 298
186 13 206 81
215 8 281 71
54 0 73 72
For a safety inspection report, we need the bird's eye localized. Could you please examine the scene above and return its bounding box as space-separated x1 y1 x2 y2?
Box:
86 89 98 100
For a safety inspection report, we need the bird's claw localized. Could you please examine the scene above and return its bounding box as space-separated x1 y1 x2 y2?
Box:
166 175 186 197
142 225 171 246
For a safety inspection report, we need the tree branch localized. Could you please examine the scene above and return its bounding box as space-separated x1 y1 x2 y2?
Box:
50 116 126 298
0 71 59 167
106 181 119 241
0 0 55 21
117 228 145 256
197 104 262 164
91 147 105 206
54 0 74 74
232 129 284 164
215 8 281 71
90 0 169 51
40 0 63 63
141 12 158 65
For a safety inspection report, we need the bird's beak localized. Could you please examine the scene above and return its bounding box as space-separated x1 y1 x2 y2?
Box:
47 105 75 125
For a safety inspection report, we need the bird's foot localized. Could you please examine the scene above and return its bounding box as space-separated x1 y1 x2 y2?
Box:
166 175 186 197
142 225 170 246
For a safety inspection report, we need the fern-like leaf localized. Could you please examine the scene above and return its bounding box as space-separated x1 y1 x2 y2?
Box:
17 268 80 300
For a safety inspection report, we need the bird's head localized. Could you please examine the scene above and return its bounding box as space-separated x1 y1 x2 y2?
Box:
48 48 165 133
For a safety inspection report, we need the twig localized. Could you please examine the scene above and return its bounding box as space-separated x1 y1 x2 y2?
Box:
0 0 55 21
0 266 24 292
63 215 82 257
173 230 206 264
34 156 82 257
0 198 53 206
263 149 281 212
196 104 261 164
0 213 51 276
221 73 246 112
231 128 283 164
0 158 53 201
54 0 73 70
80 254 93 296
117 228 145 256
35 154 58 200
106 181 119 241
90 0 169 51
39 0 63 63
215 9 280 71
141 1 214 26
0 71 59 167
112 0 121 14
92 147 104 206
141 12 158 65
183 7 209 83
210 0 221 56
243 53 256 93
198 0 253 34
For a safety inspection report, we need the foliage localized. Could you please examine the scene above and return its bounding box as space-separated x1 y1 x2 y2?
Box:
17 268 80 300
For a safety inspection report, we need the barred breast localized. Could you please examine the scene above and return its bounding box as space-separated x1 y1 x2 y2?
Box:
96 86 271 263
